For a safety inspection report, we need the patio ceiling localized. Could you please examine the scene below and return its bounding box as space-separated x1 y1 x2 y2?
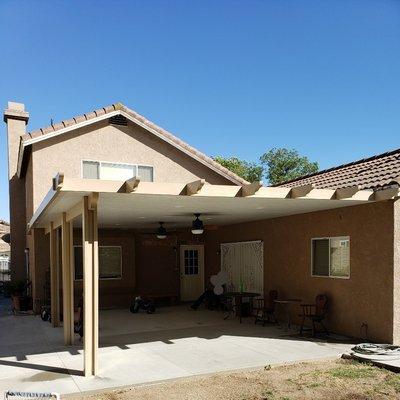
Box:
28 175 398 232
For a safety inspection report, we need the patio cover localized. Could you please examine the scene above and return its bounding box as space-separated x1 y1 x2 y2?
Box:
27 174 399 377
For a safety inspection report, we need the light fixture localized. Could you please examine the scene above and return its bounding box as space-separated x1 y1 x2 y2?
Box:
191 213 204 235
156 222 167 239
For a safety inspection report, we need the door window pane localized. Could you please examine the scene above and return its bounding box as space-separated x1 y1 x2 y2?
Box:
138 166 154 182
83 161 100 179
184 249 199 275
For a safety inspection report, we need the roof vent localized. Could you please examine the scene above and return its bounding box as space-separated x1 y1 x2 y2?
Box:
109 114 128 126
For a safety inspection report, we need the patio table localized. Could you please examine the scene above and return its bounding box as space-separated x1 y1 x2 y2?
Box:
222 291 260 323
274 298 302 330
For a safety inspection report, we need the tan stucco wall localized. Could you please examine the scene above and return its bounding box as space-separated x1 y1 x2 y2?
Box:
393 199 400 343
30 201 396 343
55 229 200 309
204 201 395 343
6 115 28 281
29 120 231 215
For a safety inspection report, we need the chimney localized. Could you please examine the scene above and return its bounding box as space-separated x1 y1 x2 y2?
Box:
4 101 29 179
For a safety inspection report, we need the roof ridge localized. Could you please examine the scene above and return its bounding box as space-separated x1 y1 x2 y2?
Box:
275 147 400 187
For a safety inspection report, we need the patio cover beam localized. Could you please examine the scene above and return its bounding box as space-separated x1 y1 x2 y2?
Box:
119 176 140 193
334 186 360 200
241 181 263 197
185 179 205 195
374 187 399 201
289 184 315 199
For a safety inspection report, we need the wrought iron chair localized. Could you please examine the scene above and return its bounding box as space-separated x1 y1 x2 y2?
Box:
253 290 278 326
299 294 329 337
221 283 235 320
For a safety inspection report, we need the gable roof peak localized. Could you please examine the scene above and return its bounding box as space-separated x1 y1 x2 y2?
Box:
18 102 248 185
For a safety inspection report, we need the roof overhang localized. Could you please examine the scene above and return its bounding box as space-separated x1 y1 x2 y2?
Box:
28 177 397 234
17 109 246 185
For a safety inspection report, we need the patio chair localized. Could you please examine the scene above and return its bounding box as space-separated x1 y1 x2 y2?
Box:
299 294 329 337
253 290 278 326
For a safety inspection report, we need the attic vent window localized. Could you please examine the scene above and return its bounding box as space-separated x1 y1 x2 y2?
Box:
109 115 128 126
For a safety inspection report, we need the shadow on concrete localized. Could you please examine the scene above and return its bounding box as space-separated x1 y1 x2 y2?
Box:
0 303 356 377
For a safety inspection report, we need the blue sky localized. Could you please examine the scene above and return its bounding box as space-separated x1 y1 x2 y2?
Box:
0 0 399 220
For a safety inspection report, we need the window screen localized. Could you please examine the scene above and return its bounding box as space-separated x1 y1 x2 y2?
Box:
83 161 100 179
312 237 350 278
99 247 122 279
74 246 122 280
138 165 154 182
330 238 350 277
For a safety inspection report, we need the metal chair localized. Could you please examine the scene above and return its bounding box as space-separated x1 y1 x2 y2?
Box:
253 290 278 326
299 294 329 336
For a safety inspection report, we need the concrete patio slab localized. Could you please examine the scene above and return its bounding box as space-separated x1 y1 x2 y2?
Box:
0 303 354 397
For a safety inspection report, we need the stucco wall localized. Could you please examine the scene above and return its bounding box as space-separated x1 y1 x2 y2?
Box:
204 201 395 343
393 199 400 343
68 229 203 309
29 120 232 215
31 201 395 342
71 229 136 309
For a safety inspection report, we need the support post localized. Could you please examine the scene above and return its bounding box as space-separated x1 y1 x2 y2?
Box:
61 213 74 345
49 222 60 327
82 195 99 377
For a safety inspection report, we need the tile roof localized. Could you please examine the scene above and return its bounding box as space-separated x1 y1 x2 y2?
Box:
277 148 400 190
22 103 248 185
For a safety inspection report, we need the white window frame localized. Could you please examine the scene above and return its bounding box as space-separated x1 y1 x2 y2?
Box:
81 159 155 181
73 245 123 281
311 236 350 279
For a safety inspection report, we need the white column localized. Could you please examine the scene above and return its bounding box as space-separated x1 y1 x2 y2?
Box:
49 222 60 327
82 195 99 376
61 213 74 345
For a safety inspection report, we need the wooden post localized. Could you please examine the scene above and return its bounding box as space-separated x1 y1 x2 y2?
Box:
82 195 99 377
49 222 60 327
61 213 74 345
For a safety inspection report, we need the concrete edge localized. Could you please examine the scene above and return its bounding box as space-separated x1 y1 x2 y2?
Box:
63 355 344 398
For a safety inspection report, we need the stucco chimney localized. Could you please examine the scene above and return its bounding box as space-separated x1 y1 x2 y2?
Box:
4 101 29 179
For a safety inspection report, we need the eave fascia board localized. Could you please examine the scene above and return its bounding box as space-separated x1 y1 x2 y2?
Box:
27 185 60 232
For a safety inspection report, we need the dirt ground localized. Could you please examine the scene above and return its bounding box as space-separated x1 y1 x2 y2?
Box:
69 358 400 400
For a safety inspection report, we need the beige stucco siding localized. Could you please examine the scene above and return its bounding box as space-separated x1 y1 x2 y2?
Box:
394 199 400 343
204 201 394 343
30 120 231 215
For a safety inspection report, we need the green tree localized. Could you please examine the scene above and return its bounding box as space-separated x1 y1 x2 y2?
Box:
260 148 319 185
213 156 263 182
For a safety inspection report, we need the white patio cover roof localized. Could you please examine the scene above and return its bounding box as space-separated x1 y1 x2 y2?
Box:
28 175 399 232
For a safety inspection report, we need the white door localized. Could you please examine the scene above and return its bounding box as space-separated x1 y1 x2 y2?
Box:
221 241 264 295
180 245 204 301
